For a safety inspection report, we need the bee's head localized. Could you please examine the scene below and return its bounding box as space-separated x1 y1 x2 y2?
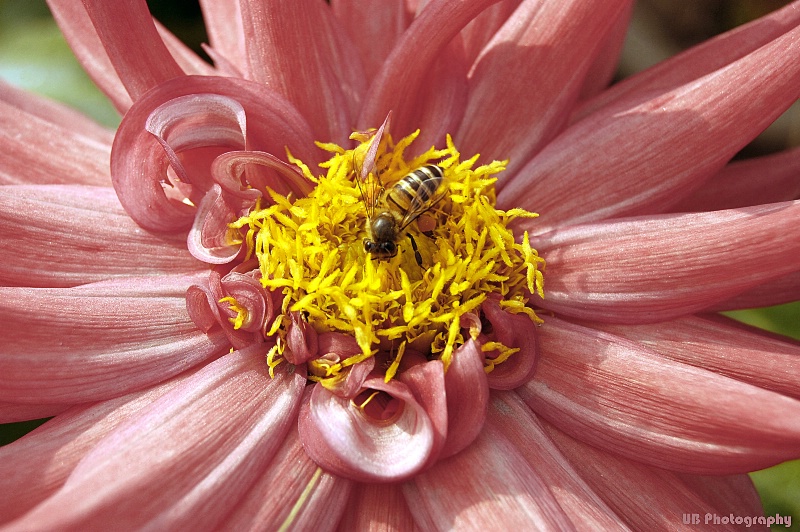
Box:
363 238 398 260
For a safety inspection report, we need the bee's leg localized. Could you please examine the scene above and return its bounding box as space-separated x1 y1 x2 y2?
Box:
421 230 435 239
407 233 423 267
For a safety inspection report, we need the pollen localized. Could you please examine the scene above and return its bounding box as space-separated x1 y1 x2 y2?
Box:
231 129 545 383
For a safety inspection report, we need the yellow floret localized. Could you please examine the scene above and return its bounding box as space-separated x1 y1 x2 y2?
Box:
231 130 545 381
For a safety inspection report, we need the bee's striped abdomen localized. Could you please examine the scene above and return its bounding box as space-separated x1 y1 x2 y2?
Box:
387 165 445 228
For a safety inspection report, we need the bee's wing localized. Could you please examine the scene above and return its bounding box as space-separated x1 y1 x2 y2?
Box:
353 153 379 218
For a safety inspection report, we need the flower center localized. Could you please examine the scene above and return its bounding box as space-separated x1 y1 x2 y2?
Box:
228 129 544 387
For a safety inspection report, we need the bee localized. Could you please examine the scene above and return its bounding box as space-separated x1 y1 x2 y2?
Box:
356 163 447 265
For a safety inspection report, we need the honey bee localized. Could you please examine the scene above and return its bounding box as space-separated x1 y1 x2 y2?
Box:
356 163 447 265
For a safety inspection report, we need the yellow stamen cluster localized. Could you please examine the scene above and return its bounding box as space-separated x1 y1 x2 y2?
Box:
230 130 544 385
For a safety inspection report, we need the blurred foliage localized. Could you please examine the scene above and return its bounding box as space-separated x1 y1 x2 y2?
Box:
0 0 798 526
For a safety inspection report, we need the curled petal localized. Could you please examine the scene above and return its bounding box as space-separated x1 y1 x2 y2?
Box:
111 75 318 233
186 271 269 350
285 312 319 365
520 317 800 474
221 271 274 333
316 333 370 398
299 377 435 482
212 150 313 199
439 340 488 458
144 93 247 188
530 201 800 323
398 360 448 467
186 185 244 264
479 296 539 390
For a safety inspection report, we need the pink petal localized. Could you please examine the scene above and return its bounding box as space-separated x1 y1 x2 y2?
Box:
154 20 216 78
457 0 632 178
339 483 418 532
239 0 366 143
111 75 318 233
0 371 195 524
186 185 245 264
358 0 500 134
198 0 248 76
0 279 228 404
541 420 761 530
459 0 521 67
47 0 133 112
577 3 633 99
397 360 448 466
676 474 763 517
520 317 800 474
78 0 184 101
219 426 353 532
6 346 306 530
211 150 313 199
299 376 437 482
402 416 575 530
669 146 800 213
312 333 370 398
186 270 271 350
713 270 800 311
143 93 247 190
0 78 114 146
438 339 489 459
285 311 319 364
0 402 70 424
488 391 630 530
331 0 411 83
479 295 540 390
404 40 469 151
0 90 112 187
0 185 205 288
587 314 800 400
501 24 800 228
530 201 800 323
576 0 800 119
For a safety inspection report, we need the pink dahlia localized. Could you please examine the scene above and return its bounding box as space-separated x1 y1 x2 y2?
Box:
2 0 800 529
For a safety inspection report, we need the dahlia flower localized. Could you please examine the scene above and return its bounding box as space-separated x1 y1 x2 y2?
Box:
2 0 800 529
